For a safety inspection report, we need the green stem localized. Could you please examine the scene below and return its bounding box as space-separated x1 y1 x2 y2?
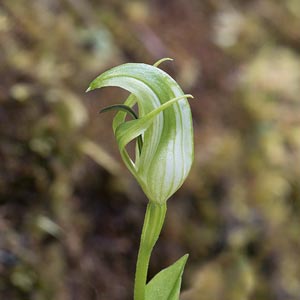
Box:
134 202 167 300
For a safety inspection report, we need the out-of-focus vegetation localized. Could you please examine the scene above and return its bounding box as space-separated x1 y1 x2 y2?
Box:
0 1 300 300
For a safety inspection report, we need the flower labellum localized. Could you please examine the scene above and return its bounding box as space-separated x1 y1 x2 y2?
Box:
87 60 194 204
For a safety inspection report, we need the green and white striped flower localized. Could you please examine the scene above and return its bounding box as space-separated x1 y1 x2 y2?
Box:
87 60 194 204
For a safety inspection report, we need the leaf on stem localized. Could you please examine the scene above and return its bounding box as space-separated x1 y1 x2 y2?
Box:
145 254 188 300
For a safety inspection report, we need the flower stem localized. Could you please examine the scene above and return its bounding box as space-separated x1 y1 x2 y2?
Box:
134 202 167 300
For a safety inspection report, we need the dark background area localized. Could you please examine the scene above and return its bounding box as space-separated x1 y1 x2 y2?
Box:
1 1 300 299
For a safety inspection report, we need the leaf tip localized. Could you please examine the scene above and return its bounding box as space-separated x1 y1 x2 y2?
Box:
181 253 189 264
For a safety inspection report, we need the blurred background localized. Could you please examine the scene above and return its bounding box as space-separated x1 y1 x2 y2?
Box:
1 0 300 299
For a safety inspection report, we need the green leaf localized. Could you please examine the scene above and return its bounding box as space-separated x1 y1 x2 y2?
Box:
145 254 188 300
